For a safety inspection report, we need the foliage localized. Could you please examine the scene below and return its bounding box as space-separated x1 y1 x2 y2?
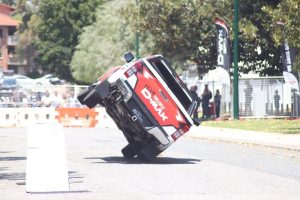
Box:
20 0 103 81
238 0 282 76
71 0 154 83
263 0 300 72
15 0 40 77
124 0 298 76
14 0 300 81
124 0 224 75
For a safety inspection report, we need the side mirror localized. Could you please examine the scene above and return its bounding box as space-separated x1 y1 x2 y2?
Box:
124 52 135 63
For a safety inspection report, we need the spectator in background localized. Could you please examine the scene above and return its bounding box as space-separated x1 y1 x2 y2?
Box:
66 91 79 107
50 91 63 107
190 85 201 119
214 89 221 118
20 92 29 107
201 84 212 118
29 92 39 107
274 90 280 114
41 90 52 107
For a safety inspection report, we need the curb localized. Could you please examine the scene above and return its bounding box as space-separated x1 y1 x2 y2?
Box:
186 126 300 151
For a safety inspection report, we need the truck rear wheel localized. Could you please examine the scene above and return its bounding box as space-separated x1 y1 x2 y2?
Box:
121 143 142 158
137 144 161 162
121 145 135 158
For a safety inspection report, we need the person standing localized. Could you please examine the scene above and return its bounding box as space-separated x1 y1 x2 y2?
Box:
190 85 201 119
41 90 52 107
214 89 221 118
274 90 280 115
201 84 212 118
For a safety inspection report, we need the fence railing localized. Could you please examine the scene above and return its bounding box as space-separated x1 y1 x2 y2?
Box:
0 85 88 108
184 76 300 118
1 78 299 118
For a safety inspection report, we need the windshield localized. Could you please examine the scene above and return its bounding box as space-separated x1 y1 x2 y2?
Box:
3 78 17 85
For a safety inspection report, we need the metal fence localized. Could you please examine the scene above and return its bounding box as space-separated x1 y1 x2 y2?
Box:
1 77 299 118
0 85 88 108
184 76 300 118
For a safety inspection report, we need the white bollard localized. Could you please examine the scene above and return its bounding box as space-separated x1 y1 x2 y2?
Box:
26 123 69 193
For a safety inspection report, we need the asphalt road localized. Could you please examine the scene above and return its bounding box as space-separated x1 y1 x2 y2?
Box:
1 127 300 200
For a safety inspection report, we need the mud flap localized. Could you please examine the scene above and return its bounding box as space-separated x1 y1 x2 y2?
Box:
77 81 111 108
94 80 110 100
77 88 91 105
82 88 100 108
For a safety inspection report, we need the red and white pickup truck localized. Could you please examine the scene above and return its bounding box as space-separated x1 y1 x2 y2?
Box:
78 52 199 161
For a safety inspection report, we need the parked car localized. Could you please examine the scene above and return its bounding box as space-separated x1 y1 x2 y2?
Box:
35 74 61 85
78 52 199 161
0 76 18 90
13 74 37 86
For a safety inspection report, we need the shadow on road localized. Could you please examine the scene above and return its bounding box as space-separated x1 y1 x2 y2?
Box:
0 156 26 161
0 172 25 181
85 156 201 164
68 171 84 185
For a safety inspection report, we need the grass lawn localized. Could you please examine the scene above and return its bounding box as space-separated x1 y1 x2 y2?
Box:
202 119 300 134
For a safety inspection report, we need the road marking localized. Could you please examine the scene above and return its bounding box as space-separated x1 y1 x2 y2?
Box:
26 123 69 193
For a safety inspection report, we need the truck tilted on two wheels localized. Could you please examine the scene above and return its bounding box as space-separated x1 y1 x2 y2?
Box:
78 53 199 161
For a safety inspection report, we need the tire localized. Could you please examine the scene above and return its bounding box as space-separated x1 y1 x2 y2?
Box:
121 144 138 158
137 144 161 162
121 142 144 158
137 152 150 162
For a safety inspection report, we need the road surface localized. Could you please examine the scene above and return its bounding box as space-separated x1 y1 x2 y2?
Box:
0 127 300 200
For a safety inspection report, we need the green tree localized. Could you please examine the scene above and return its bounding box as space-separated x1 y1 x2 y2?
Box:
32 0 103 81
264 0 300 73
124 0 285 76
15 0 40 77
124 0 224 74
237 0 282 75
71 0 154 83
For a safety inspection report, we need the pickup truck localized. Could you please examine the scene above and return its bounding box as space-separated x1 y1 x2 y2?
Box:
78 52 199 161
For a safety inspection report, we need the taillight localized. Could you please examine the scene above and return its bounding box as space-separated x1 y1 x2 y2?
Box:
124 68 135 78
124 62 143 78
134 61 143 72
182 124 190 133
171 124 190 141
171 129 184 141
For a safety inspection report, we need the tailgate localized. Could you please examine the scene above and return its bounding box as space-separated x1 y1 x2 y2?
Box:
133 66 188 129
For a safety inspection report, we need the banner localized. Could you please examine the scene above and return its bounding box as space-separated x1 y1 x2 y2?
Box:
214 18 231 86
281 40 299 92
215 18 230 72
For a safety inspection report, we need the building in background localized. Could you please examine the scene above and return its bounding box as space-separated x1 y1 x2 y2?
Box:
0 3 27 75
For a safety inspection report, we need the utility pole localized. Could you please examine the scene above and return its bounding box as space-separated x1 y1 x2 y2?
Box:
135 33 140 59
233 0 239 119
135 0 140 59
